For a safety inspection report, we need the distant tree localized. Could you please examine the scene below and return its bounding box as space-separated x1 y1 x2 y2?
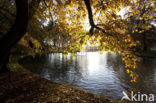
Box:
127 0 155 51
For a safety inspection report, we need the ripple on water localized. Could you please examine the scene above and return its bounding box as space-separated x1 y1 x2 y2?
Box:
19 52 156 99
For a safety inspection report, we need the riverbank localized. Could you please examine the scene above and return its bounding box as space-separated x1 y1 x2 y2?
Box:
0 55 125 103
135 51 156 58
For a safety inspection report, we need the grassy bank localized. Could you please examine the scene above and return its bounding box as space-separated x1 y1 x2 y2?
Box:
0 55 126 103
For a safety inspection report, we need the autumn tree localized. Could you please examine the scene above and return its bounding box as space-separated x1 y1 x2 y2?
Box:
0 0 41 72
126 0 155 51
0 0 155 81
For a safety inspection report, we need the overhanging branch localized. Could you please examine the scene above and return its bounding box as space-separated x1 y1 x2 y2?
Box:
83 0 112 36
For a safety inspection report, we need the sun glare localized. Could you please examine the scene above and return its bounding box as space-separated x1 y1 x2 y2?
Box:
83 16 91 31
116 6 130 19
83 6 131 31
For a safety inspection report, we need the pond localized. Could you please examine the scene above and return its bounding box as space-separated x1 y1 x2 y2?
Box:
19 52 156 100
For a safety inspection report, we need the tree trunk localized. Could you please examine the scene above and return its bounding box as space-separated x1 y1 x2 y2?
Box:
0 0 41 73
54 39 56 47
0 51 10 73
143 32 147 51
0 0 28 73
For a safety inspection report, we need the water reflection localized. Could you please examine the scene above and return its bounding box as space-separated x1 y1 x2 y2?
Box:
19 52 156 99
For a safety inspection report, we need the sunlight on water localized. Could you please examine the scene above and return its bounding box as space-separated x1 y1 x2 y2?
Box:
86 52 106 75
20 52 156 99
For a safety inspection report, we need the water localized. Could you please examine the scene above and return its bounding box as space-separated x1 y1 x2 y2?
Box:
19 52 156 99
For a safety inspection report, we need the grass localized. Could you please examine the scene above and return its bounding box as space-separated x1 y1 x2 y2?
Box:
0 55 127 103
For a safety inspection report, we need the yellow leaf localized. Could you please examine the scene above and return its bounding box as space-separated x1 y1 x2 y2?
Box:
135 29 138 32
139 17 143 20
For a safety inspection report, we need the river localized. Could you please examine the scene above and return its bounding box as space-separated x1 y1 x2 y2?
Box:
19 52 156 100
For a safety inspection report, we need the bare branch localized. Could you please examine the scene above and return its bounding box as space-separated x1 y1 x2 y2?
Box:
84 0 95 27
84 0 112 36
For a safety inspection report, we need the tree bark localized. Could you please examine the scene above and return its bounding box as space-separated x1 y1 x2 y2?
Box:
83 0 112 36
143 32 147 51
0 0 28 72
0 0 41 72
0 51 10 73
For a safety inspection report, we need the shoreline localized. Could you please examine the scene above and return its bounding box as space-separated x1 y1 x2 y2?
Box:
0 55 126 103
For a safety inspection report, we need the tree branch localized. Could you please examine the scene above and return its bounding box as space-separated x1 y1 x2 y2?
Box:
43 0 54 26
0 0 41 70
84 0 95 27
84 0 112 36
